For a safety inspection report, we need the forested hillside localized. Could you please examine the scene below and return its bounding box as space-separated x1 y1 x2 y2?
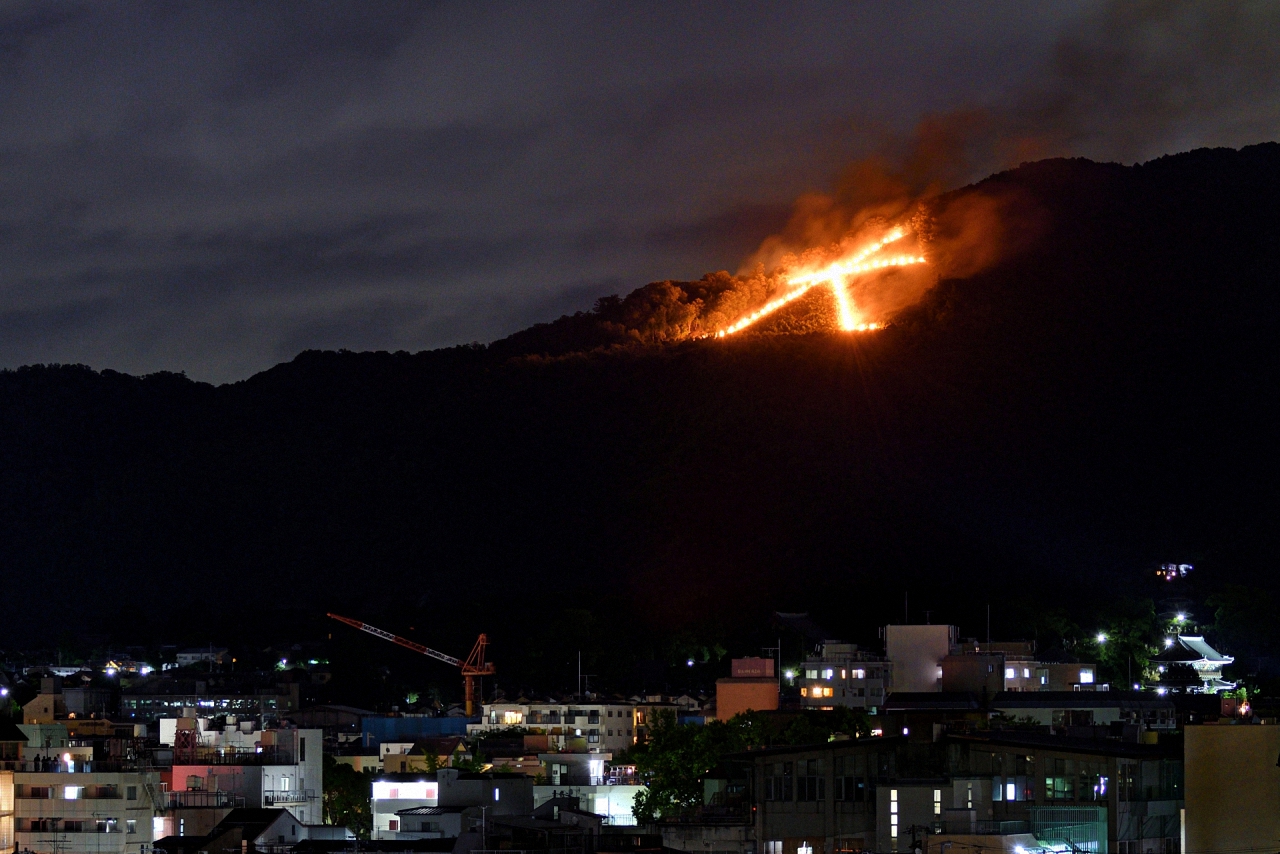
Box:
4 144 1280 693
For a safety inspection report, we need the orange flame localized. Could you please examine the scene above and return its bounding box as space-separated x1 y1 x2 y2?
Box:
717 227 926 337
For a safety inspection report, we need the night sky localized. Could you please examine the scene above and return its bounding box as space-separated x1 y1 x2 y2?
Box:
2 2 1277 383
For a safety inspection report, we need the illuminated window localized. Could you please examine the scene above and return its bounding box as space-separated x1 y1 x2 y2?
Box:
934 789 942 816
1005 667 1017 679
64 786 82 800
1079 670 1095 684
502 711 524 725
851 669 865 679
806 669 818 679
890 789 899 838
801 688 808 697
1006 781 1017 801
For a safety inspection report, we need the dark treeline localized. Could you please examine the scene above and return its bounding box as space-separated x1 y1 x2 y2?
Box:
4 144 1280 698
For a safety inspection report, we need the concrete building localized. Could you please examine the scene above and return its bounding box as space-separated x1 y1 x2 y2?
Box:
175 649 231 668
153 807 352 854
799 644 889 711
158 718 323 825
718 658 780 720
370 768 533 839
121 679 300 722
885 625 957 693
1184 723 1280 854
469 702 635 752
740 728 1182 854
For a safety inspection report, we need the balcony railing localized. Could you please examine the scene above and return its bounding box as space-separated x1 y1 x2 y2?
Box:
160 790 239 809
16 790 122 799
264 789 316 806
941 820 1030 835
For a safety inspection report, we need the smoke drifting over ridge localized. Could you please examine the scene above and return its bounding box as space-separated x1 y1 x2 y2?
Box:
687 1 1280 338
1 3 1278 378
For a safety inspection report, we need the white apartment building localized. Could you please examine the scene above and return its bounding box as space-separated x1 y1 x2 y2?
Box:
12 767 163 854
469 703 635 753
158 718 323 824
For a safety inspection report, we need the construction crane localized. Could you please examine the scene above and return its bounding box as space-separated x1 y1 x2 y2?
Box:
327 612 494 716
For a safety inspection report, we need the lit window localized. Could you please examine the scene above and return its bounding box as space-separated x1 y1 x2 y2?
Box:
852 669 865 679
933 789 941 816
823 669 834 680
1080 670 1095 684
1005 667 1016 679
806 669 818 679
494 787 500 801
64 786 82 800
1023 668 1031 678
842 669 847 679
1006 781 1017 801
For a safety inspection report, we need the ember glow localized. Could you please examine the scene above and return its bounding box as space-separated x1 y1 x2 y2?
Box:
716 226 927 337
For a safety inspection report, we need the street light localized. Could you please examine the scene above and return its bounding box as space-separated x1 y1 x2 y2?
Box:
1096 633 1107 644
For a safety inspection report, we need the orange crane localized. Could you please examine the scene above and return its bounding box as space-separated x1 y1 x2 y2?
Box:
327 612 494 716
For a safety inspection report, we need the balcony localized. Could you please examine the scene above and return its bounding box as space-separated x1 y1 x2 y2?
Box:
160 790 239 809
264 789 316 806
16 788 122 800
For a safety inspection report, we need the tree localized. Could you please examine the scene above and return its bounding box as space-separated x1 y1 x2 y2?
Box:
322 753 373 838
630 707 870 823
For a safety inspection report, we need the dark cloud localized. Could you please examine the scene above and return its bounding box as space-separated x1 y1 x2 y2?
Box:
0 1 1274 381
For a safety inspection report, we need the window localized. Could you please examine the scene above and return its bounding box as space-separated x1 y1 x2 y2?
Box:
127 821 137 835
608 729 613 736
300 737 306 761
934 789 942 816
766 842 784 854
797 760 824 801
65 821 85 833
127 786 138 801
1023 668 1031 678
1079 669 1095 684
389 820 399 832
890 789 898 839
806 669 818 679
1005 667 1017 679
64 786 83 799
852 669 865 679
765 762 794 801
494 787 500 801
823 668 834 680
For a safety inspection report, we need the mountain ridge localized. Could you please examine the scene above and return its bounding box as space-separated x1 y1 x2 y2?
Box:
3 143 1280 687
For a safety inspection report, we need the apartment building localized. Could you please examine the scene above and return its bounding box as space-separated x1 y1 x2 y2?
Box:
469 702 635 753
158 718 323 825
798 644 890 711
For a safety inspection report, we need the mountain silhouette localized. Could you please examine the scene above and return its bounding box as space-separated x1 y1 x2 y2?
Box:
3 143 1279 690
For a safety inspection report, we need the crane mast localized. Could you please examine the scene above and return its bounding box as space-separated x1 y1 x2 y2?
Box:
327 612 493 716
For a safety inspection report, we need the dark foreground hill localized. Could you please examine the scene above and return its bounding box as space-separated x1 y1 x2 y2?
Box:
3 144 1280 693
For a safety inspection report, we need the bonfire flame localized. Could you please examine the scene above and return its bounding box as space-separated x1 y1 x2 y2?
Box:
716 226 926 337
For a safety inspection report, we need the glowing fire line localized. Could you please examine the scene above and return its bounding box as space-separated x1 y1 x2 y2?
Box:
717 226 925 337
